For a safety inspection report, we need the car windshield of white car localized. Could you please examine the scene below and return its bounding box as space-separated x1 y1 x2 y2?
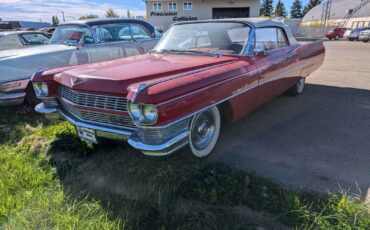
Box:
50 25 94 45
153 22 250 55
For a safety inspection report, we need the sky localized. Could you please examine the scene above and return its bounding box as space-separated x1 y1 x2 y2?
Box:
0 0 310 23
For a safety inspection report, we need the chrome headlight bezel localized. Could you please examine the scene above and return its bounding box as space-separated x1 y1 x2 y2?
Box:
128 102 158 125
32 82 49 98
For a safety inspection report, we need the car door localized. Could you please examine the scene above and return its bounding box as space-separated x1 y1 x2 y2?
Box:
251 27 291 106
88 24 140 62
130 24 160 54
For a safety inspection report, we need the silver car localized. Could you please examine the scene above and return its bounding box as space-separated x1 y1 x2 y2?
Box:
0 18 161 106
0 31 50 51
359 29 370 42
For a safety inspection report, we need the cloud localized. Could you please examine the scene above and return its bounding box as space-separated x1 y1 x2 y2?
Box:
0 0 146 22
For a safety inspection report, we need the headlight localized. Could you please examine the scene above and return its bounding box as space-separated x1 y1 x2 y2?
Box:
142 105 158 123
129 103 141 119
128 102 158 125
32 82 48 98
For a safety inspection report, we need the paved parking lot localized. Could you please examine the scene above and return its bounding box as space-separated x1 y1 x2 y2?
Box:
211 41 370 194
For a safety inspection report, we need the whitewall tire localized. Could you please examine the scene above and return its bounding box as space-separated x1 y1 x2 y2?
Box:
289 77 306 96
189 106 221 158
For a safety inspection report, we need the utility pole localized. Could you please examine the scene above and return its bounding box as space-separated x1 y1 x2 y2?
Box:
56 10 65 22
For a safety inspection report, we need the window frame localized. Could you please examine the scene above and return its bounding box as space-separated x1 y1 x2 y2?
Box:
183 2 193 10
130 24 153 40
168 2 177 11
249 26 290 55
153 2 163 11
18 32 50 46
93 23 133 44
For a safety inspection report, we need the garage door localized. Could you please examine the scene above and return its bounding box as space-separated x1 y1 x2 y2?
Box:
212 7 250 19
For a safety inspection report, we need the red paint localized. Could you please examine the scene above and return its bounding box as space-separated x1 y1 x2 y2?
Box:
32 40 325 127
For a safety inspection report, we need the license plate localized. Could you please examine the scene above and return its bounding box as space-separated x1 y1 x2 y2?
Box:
76 126 98 144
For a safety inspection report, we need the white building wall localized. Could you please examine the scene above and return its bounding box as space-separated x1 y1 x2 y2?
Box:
146 0 260 30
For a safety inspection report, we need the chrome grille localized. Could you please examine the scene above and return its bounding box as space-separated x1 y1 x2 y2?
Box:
136 119 190 145
61 101 135 129
59 86 127 112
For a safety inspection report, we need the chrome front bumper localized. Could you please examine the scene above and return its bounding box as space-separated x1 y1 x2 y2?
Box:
0 79 29 106
35 103 189 156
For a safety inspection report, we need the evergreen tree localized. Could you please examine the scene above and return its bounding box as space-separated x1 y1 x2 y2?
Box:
290 0 303 18
302 0 321 16
79 15 99 20
127 9 131 18
105 8 119 18
275 0 288 17
51 16 59 27
260 0 274 17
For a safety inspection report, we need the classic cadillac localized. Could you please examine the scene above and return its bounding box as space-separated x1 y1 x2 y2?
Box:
0 18 160 106
32 18 325 157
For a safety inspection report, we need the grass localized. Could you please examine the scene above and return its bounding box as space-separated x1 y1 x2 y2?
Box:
0 106 369 229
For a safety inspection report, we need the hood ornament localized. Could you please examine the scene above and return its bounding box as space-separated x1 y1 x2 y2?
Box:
70 77 88 87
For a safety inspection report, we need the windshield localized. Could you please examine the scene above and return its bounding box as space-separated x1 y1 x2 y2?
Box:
153 22 251 55
50 25 94 45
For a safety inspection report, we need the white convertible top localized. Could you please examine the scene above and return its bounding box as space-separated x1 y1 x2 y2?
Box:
175 18 298 45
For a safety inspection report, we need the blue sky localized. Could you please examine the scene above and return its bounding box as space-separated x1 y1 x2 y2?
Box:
0 0 309 22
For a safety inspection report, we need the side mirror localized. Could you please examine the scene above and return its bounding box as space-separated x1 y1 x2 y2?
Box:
253 49 266 57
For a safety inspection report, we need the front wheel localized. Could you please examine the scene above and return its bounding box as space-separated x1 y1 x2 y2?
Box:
288 78 306 96
335 35 339 40
189 106 221 158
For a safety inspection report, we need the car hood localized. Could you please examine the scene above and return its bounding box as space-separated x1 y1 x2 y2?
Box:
55 53 238 95
0 44 75 60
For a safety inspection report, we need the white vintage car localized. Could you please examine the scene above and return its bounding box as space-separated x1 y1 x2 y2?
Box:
0 18 161 106
0 31 50 51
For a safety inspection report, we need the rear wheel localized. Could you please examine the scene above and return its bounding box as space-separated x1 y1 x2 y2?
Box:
288 78 306 96
335 35 339 40
363 39 369 43
189 106 221 158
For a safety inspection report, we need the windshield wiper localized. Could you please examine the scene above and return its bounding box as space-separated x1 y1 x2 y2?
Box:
150 49 220 57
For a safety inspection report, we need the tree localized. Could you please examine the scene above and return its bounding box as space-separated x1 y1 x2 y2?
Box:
274 0 288 17
260 0 274 17
127 9 131 18
302 0 321 16
105 8 119 18
290 0 303 18
79 15 99 20
51 16 59 27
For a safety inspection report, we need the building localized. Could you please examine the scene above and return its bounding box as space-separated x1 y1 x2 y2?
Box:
301 0 370 29
145 0 260 31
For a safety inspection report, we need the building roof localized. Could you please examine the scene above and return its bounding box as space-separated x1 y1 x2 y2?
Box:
303 0 370 22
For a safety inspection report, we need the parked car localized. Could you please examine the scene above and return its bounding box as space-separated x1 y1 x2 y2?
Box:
325 27 350 40
0 31 49 51
0 18 161 106
32 18 325 157
343 29 352 39
359 29 370 42
348 27 370 41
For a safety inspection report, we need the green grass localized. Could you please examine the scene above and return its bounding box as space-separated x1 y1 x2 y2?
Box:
0 106 369 229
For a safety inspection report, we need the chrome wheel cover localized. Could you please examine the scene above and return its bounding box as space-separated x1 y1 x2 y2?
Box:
189 107 221 158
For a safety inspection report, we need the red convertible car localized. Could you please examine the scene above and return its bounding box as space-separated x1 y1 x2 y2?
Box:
32 18 325 157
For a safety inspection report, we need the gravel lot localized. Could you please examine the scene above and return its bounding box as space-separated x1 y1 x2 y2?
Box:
211 41 370 194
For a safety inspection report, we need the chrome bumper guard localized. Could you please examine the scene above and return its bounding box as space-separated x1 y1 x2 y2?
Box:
35 103 189 156
0 79 30 106
0 92 26 106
